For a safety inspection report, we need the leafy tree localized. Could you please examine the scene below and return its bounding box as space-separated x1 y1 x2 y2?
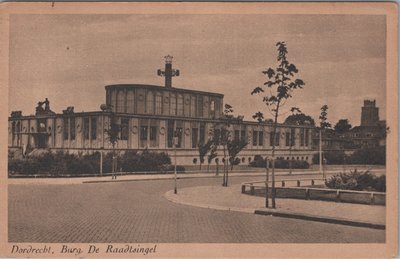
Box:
251 41 305 208
284 113 315 126
207 145 218 173
104 113 120 179
197 139 213 171
334 119 352 134
319 105 331 129
227 138 248 171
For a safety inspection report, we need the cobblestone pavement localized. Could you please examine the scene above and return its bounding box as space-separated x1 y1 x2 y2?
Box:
9 175 385 243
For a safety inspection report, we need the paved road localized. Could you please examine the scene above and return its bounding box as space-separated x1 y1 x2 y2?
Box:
9 175 385 243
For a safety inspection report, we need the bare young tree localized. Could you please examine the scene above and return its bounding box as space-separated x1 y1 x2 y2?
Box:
104 113 120 179
211 103 244 186
251 41 305 208
318 104 331 179
197 139 213 171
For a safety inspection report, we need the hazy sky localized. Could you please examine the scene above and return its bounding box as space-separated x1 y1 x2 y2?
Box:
9 14 386 126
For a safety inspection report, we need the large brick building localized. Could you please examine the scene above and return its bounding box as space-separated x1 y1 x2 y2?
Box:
8 57 315 165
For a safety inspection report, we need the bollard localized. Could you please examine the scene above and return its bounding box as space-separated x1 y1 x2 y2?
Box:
250 185 255 195
241 185 246 194
336 190 341 202
305 188 310 200
281 180 285 187
297 180 300 187
311 179 315 186
370 193 375 205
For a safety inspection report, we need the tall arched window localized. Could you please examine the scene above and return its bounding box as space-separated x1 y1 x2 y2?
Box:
126 90 135 113
146 91 154 114
155 92 162 115
170 94 177 116
177 94 184 116
111 91 117 112
190 96 196 117
116 90 125 113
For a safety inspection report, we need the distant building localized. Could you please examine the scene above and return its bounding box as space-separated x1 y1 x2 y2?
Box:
313 99 386 151
8 56 315 165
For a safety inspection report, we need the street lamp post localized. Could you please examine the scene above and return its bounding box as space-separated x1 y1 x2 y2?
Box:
265 157 269 208
174 133 178 194
100 148 103 177
319 129 324 179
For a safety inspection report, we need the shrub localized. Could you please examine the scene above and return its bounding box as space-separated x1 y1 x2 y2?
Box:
349 147 385 165
158 164 186 173
249 155 309 169
8 150 182 176
313 147 385 165
312 151 346 165
325 169 386 192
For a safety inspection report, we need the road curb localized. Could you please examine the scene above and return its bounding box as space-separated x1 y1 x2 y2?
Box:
82 172 329 184
254 209 385 230
164 189 254 214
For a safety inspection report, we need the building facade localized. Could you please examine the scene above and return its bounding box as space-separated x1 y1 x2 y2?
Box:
8 58 315 166
312 99 386 151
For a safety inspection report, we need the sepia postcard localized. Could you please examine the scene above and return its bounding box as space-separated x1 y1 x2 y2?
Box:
0 2 398 258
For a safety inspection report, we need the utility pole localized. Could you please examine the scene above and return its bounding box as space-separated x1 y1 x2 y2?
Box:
173 125 178 194
265 158 269 208
319 129 325 180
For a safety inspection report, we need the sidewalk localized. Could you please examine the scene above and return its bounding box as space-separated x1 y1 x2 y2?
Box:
8 166 385 185
8 170 324 185
164 184 386 229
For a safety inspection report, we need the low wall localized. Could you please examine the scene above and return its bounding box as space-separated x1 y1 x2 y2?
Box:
242 184 385 206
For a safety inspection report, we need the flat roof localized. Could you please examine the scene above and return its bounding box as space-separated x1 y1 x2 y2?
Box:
105 84 224 98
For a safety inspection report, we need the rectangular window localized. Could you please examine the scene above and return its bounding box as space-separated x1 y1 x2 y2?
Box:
275 132 280 146
192 128 198 148
258 131 263 146
285 132 290 146
177 95 184 116
252 131 258 146
235 130 240 140
199 123 205 145
116 91 125 113
126 90 135 113
170 94 176 116
175 127 183 148
291 128 296 146
197 96 203 117
269 132 273 146
83 117 90 140
167 120 174 148
210 100 215 118
305 129 309 147
70 118 76 140
270 132 279 146
150 126 157 141
241 130 246 142
190 96 196 117
91 117 97 140
140 125 148 141
155 94 162 115
300 128 305 146
121 118 129 140
63 118 69 140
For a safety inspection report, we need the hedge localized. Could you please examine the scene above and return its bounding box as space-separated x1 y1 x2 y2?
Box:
249 155 310 169
313 147 385 165
8 150 184 176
